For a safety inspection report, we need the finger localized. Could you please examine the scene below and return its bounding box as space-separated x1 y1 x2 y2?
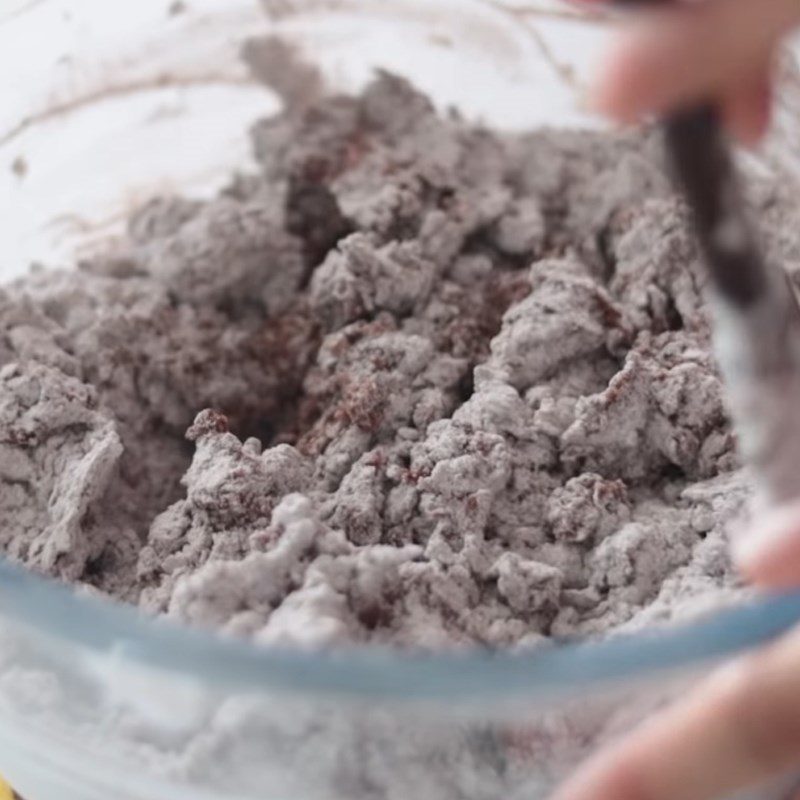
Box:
591 0 799 121
552 630 800 800
722 65 773 146
733 501 800 588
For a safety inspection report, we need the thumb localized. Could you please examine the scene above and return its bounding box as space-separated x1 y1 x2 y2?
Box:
591 0 799 122
733 501 800 588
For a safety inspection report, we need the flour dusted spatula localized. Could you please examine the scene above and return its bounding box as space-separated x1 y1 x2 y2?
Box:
664 104 800 507
601 0 800 507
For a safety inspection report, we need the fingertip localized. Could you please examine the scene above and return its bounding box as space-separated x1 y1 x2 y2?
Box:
590 15 708 124
591 0 784 126
588 56 636 122
732 501 800 588
589 29 658 123
550 755 638 800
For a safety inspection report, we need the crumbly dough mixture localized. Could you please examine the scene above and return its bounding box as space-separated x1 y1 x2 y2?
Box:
3 73 799 650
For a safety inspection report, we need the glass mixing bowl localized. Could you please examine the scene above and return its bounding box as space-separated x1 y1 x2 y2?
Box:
4 2 800 799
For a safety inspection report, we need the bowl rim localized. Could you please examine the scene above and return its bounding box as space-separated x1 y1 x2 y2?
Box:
2 558 799 702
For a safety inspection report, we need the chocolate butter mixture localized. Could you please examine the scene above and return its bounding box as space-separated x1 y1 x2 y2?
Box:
4 72 800 649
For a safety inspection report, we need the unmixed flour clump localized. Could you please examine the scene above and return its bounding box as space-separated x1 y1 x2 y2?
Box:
3 72 799 649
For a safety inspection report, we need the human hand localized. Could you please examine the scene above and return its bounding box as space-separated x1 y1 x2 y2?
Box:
588 0 800 144
551 502 800 800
